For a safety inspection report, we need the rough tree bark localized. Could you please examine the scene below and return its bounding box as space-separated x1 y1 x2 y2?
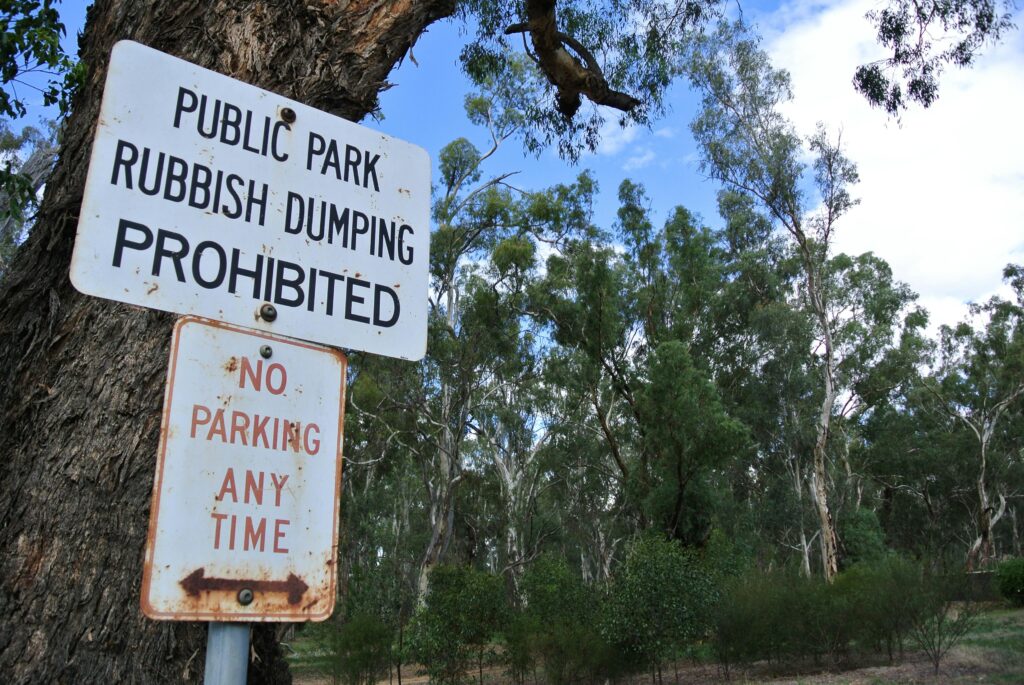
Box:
0 0 454 682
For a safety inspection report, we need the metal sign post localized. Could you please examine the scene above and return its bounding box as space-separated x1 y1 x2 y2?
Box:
204 624 250 685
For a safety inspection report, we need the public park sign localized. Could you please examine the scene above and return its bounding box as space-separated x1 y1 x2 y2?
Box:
70 40 430 360
141 317 346 622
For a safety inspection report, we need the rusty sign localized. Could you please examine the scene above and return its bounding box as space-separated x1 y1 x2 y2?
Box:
70 40 430 360
141 317 346 621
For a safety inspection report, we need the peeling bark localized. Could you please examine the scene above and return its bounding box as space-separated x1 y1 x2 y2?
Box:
0 0 454 681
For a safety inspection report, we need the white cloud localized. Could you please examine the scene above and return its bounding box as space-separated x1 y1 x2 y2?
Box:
624 149 656 171
654 126 676 139
595 120 640 155
760 0 1024 329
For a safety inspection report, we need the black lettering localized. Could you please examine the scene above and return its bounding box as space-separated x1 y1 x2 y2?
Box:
138 148 165 196
398 225 414 265
343 145 361 186
271 121 289 162
173 87 198 128
345 277 371 324
373 284 400 327
112 219 153 267
189 164 212 209
274 261 305 307
320 270 344 316
192 241 227 289
306 132 325 171
284 192 304 235
351 210 369 250
153 229 189 282
220 103 242 146
245 180 268 226
222 174 243 219
197 94 220 139
110 140 138 188
329 206 349 247
164 156 189 202
229 249 265 299
363 150 380 191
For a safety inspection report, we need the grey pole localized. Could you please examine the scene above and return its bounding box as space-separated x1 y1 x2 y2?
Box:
204 622 250 685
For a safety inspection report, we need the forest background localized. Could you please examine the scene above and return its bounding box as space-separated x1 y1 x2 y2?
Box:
1 0 1024 683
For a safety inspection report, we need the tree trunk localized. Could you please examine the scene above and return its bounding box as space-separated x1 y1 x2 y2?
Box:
0 0 454 682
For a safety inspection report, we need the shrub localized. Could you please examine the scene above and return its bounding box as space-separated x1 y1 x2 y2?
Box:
909 573 978 676
311 613 392 685
836 556 923 663
521 555 620 685
603 536 717 670
995 557 1024 606
407 565 508 685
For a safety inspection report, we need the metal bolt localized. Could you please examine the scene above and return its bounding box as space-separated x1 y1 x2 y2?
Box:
280 107 296 124
259 303 277 322
259 345 273 359
237 588 254 606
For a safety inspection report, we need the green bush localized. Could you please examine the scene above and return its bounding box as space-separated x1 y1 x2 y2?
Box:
407 565 508 685
603 536 717 670
520 555 622 685
996 557 1024 606
835 556 923 663
713 557 928 670
311 613 392 685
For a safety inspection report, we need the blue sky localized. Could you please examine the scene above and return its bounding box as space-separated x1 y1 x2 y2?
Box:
30 1 1024 330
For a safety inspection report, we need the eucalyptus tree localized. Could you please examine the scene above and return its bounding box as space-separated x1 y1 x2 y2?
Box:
918 266 1024 568
686 23 923 579
532 180 748 545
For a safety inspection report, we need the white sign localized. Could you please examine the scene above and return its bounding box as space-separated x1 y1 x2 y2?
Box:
71 40 430 360
141 317 346 622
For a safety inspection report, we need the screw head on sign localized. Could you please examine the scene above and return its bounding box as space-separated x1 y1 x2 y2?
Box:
280 107 296 124
259 303 277 322
259 345 273 359
238 588 254 606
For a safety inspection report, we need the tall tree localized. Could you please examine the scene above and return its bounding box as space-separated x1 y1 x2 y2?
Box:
922 266 1024 569
687 22 921 580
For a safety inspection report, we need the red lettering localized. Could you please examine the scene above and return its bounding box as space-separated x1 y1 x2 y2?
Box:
191 404 211 438
303 423 320 455
215 468 237 503
244 470 264 505
266 362 287 395
251 414 270 448
230 410 250 446
244 516 266 552
270 473 289 507
239 357 262 391
208 408 227 442
273 519 290 554
211 512 227 549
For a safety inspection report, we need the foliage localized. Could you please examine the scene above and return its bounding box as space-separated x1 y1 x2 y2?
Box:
407 565 507 685
840 508 888 568
713 558 930 669
603 535 716 669
309 614 393 685
854 0 1017 115
0 1 80 220
909 573 979 675
457 0 720 161
520 555 620 685
996 558 1024 607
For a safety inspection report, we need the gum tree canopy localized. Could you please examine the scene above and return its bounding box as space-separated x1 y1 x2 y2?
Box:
0 1 714 682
